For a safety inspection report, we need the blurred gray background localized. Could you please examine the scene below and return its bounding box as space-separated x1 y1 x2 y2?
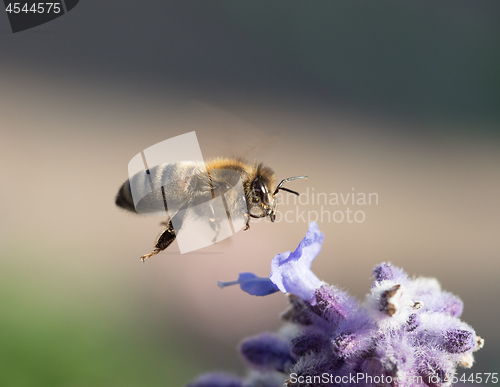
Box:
1 1 499 386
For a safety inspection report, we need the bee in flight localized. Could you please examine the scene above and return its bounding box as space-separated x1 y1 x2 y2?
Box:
115 157 307 261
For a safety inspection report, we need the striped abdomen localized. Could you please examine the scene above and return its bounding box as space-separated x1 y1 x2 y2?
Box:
115 161 206 215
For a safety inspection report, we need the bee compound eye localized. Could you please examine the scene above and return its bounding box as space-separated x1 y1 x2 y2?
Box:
251 176 270 204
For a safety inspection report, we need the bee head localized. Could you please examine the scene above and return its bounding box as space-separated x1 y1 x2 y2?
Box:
249 176 276 220
249 175 307 222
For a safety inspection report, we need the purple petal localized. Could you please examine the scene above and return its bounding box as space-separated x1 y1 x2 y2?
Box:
218 272 279 296
371 262 409 287
372 263 394 283
442 329 475 354
405 313 420 332
311 285 356 322
269 222 324 304
423 291 464 318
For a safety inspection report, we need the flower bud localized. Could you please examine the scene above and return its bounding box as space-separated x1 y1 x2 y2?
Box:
290 332 328 356
239 333 293 372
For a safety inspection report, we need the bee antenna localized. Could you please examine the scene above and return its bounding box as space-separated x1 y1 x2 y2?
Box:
279 187 300 196
273 176 308 196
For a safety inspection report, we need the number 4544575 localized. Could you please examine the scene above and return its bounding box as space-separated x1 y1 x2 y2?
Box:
5 3 61 14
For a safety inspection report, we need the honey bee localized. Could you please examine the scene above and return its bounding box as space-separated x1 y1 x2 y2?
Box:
115 157 306 261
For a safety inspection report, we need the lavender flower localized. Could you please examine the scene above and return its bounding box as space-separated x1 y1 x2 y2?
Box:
188 223 484 387
218 222 324 303
270 222 324 304
218 273 279 296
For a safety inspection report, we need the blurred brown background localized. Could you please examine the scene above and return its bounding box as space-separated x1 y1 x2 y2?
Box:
1 2 499 386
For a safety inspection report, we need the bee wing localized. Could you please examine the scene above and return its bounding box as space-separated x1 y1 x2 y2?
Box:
191 102 282 161
240 134 282 161
202 132 282 164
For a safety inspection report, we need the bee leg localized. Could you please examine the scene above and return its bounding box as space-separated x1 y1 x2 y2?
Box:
140 224 177 262
243 212 250 231
208 217 221 244
141 201 191 261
